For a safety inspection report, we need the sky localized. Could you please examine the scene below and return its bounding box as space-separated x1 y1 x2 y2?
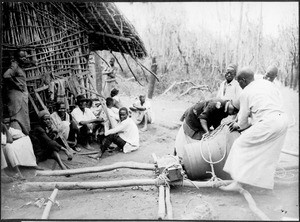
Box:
116 2 299 38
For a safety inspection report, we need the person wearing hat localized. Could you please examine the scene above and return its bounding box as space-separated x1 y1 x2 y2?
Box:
103 57 118 98
51 101 81 152
175 98 239 158
71 95 104 150
217 64 242 102
29 110 73 170
221 67 288 191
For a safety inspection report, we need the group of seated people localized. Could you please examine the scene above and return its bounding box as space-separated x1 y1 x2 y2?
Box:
1 87 155 179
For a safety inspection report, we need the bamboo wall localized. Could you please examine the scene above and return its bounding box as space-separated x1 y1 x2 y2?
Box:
2 2 95 115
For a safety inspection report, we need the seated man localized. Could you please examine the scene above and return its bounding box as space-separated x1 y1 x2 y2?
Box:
51 101 80 152
175 99 239 158
105 97 120 129
130 95 154 131
89 107 139 160
29 110 73 170
2 118 43 178
71 95 104 150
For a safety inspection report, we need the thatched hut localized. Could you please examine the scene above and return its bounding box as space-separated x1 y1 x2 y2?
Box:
1 2 148 119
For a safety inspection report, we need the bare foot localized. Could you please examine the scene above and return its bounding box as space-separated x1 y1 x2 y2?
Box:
33 165 45 171
88 151 103 160
82 144 94 151
219 181 243 192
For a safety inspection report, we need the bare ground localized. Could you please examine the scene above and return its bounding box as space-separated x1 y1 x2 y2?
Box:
1 87 299 220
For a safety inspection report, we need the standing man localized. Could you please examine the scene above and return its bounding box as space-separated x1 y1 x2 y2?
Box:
216 64 242 102
3 49 35 135
102 57 118 98
71 95 104 150
90 107 139 159
222 67 288 191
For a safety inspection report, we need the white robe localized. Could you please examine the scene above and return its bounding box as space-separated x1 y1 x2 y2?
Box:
223 79 288 189
3 128 37 167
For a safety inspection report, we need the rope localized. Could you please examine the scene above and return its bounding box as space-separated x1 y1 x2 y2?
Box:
275 166 296 180
199 122 229 181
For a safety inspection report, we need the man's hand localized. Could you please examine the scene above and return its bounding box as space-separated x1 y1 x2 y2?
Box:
228 122 239 132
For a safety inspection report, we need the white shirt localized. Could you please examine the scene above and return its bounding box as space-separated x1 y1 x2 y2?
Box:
133 99 155 123
238 79 285 130
50 112 71 139
71 107 96 128
105 117 139 152
106 107 120 128
217 79 242 101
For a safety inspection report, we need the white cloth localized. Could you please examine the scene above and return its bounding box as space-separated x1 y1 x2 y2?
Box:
217 79 242 101
223 79 288 189
1 133 8 169
105 117 139 153
71 107 96 128
131 99 155 124
4 128 37 167
106 107 119 128
174 123 199 158
50 112 70 139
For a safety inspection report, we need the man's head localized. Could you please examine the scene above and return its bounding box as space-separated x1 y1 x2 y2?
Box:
106 97 114 108
119 107 128 122
111 88 119 97
224 64 238 83
55 102 66 117
264 65 278 82
139 95 146 104
38 110 51 128
236 67 255 89
109 57 115 66
76 95 88 111
14 49 28 65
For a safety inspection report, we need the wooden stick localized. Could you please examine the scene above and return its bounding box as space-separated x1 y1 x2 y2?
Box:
135 59 160 82
179 85 209 97
36 161 155 176
121 53 143 86
173 179 233 188
77 151 99 155
41 188 59 219
22 178 165 192
157 185 166 220
110 52 124 72
165 186 173 219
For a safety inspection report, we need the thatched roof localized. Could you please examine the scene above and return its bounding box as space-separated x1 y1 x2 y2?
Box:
2 2 147 59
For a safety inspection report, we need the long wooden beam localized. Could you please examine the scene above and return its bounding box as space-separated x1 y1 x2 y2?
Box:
36 161 155 176
22 179 165 192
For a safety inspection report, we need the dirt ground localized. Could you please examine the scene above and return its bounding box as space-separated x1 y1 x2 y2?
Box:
1 86 299 220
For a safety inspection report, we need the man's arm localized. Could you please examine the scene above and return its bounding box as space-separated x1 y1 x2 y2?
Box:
105 120 127 136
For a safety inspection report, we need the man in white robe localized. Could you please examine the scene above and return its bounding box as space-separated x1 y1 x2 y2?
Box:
222 67 288 191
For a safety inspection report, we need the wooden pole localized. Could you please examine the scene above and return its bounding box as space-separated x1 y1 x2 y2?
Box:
41 188 59 219
22 179 165 192
239 189 270 221
165 186 173 219
157 185 166 220
173 179 233 188
36 162 155 176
